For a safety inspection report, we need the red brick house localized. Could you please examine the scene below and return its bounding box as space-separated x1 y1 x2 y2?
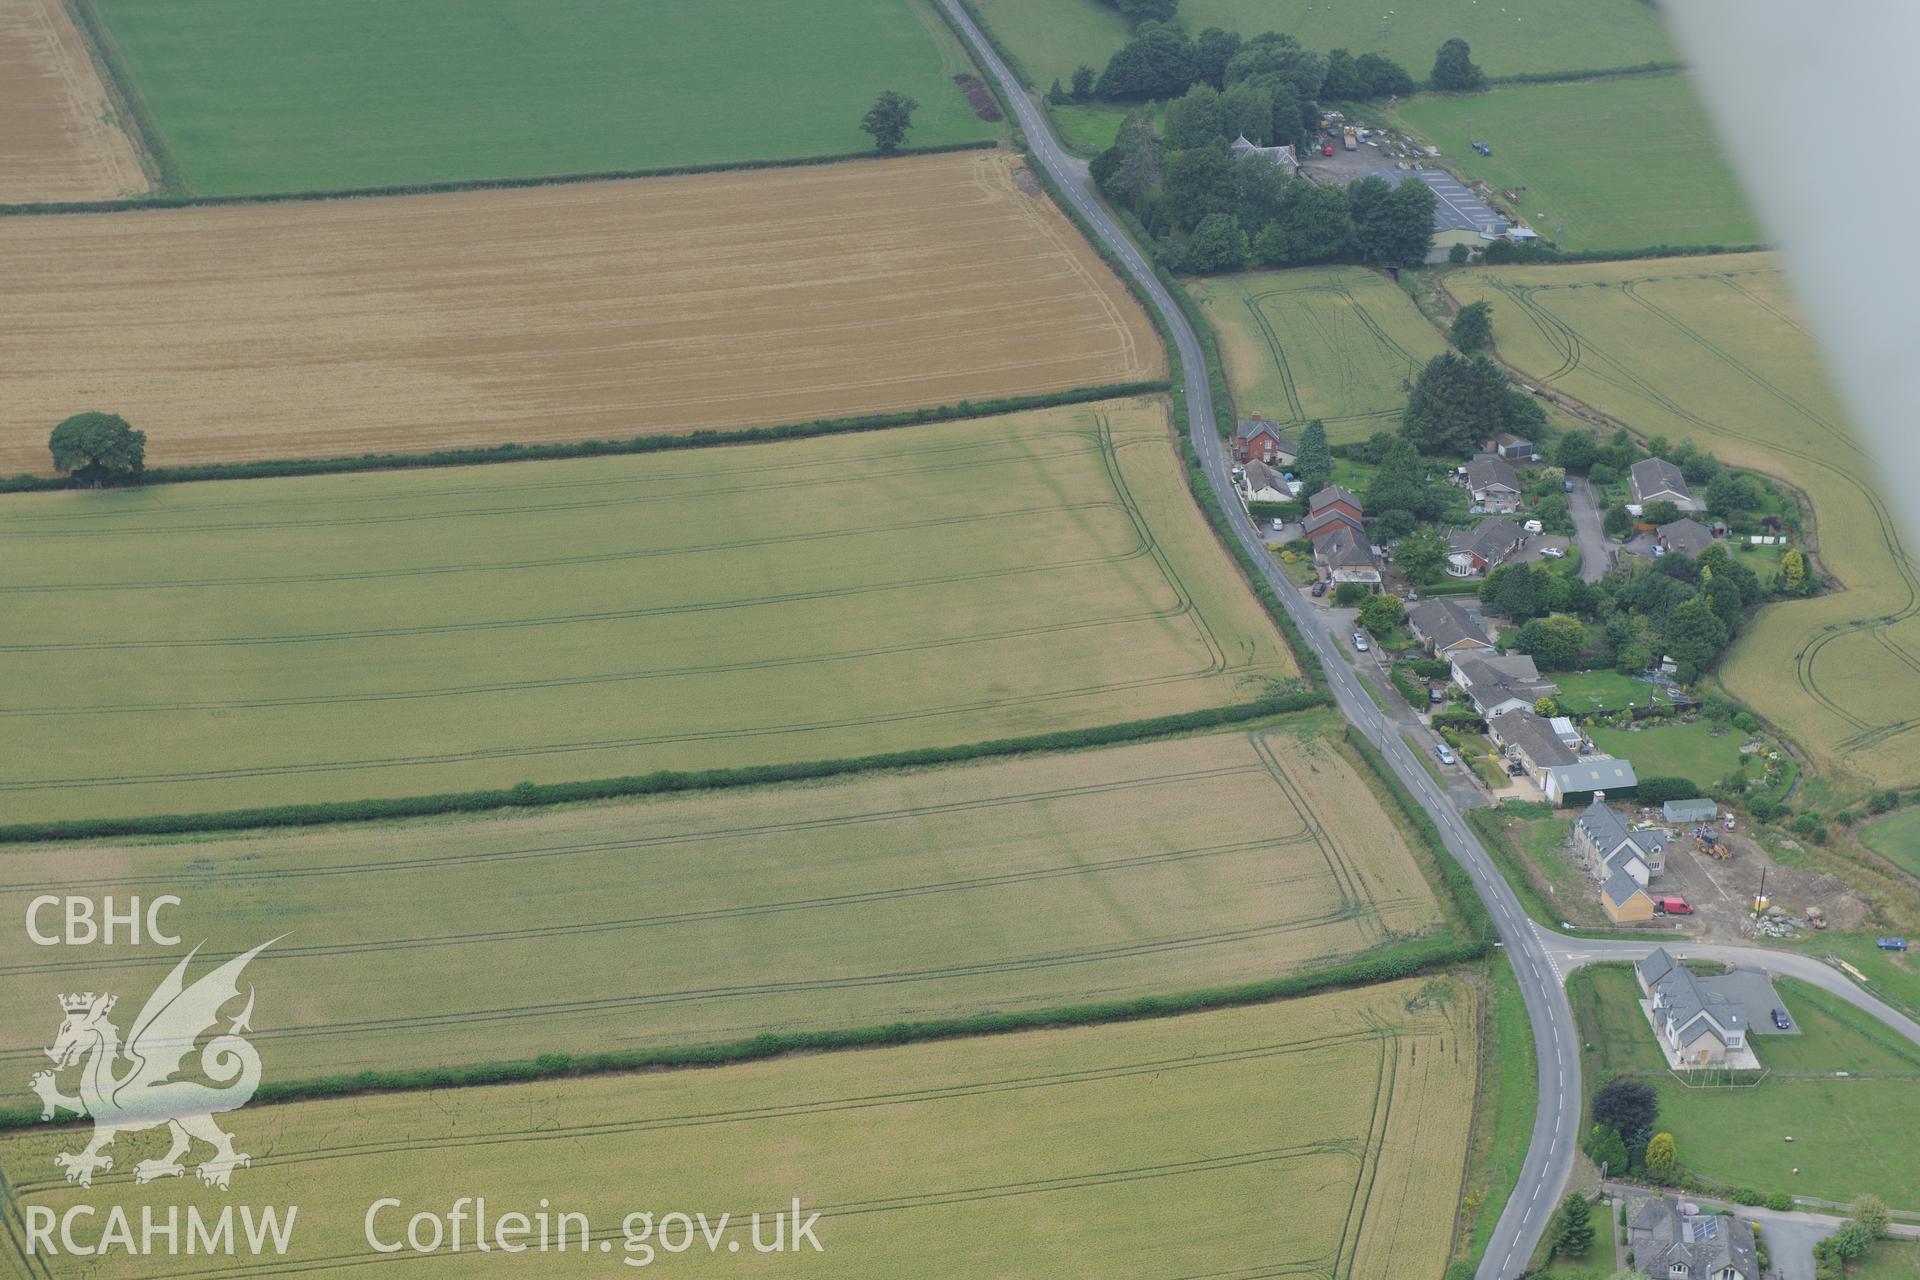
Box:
1233 413 1297 465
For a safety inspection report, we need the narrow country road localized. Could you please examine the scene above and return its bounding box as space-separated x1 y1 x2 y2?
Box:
1568 476 1609 582
936 6 1920 1274
935 5 1582 1273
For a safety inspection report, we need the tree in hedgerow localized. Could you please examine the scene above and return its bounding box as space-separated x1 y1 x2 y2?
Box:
1047 78 1070 105
1553 1193 1595 1258
1515 614 1588 670
860 91 918 153
1585 1124 1629 1176
1185 211 1250 272
1645 1132 1677 1177
1430 37 1485 91
1641 499 1682 526
1402 352 1510 457
1071 64 1096 100
1451 299 1493 352
1358 592 1405 637
1592 1079 1658 1147
1294 418 1332 491
1780 547 1807 593
1396 530 1448 584
49 411 145 486
1853 1194 1891 1238
1603 504 1634 539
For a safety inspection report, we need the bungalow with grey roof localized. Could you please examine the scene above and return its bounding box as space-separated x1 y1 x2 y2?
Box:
1311 524 1380 586
1637 947 1748 1065
1655 517 1715 560
1630 457 1700 510
1406 598 1493 660
1240 460 1293 504
1233 414 1296 464
1489 709 1579 789
1446 517 1528 577
1626 1194 1757 1280
1452 654 1557 719
1463 455 1523 512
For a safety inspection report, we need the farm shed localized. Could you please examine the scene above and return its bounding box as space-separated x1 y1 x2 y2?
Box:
1662 798 1718 824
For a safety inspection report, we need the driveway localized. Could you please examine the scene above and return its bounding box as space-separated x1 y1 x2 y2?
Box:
1568 476 1609 582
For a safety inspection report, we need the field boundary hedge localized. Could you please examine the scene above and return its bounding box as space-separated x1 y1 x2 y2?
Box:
0 138 1001 216
65 0 182 194
0 381 1168 494
1479 61 1687 88
0 693 1325 845
1476 240 1770 266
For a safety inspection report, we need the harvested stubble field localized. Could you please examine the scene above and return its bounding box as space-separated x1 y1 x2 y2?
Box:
0 0 147 202
0 980 1478 1279
1449 255 1920 788
83 0 998 193
973 0 1674 93
0 401 1296 823
0 722 1441 1079
0 150 1161 474
1191 266 1448 445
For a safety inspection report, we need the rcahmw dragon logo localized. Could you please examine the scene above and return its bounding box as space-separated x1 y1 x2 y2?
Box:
28 939 277 1191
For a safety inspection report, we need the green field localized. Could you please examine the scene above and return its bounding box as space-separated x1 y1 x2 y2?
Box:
0 401 1298 823
1572 965 1920 1207
971 0 1675 94
1449 256 1920 789
1191 266 1449 444
1865 809 1920 880
1852 1241 1920 1279
1553 671 1670 715
1588 721 1749 787
86 0 1000 194
1390 74 1759 251
1 981 1478 1279
0 721 1447 1081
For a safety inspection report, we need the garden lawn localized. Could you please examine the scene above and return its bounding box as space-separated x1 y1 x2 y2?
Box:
86 0 999 193
1850 1241 1920 1279
1865 809 1920 881
1390 74 1759 251
970 0 1675 93
1554 671 1669 715
1587 721 1749 789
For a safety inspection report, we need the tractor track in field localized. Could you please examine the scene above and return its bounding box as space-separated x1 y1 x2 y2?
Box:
1240 277 1424 431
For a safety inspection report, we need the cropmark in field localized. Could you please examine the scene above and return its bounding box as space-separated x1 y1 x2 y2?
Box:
0 150 1162 475
81 0 999 194
0 0 148 202
1450 255 1920 787
1 979 1477 1279
1192 266 1449 445
0 400 1296 823
0 721 1441 1081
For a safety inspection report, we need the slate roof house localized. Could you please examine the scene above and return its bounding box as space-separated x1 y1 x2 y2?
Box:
1229 134 1299 176
1446 517 1529 577
1626 1196 1757 1280
1406 598 1493 660
1574 796 1669 885
1233 413 1296 464
1655 517 1716 560
1463 454 1523 512
1311 524 1380 586
1630 457 1700 510
1240 460 1292 504
1489 709 1579 785
1602 866 1656 923
1307 484 1363 524
1452 654 1557 719
1637 948 1748 1065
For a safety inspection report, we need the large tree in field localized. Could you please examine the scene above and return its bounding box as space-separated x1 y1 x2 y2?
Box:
1451 299 1493 352
1430 37 1485 91
50 411 145 486
860 91 918 154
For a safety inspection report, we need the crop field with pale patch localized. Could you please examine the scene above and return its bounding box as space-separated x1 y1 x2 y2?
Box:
0 721 1442 1081
1450 255 1920 788
0 150 1161 475
0 0 147 202
0 978 1478 1279
0 401 1296 822
1191 266 1448 445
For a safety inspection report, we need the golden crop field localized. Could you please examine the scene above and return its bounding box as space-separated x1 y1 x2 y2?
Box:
1450 255 1920 787
0 400 1296 822
1191 266 1449 444
1 979 1478 1279
0 0 148 202
0 149 1161 474
0 721 1440 1081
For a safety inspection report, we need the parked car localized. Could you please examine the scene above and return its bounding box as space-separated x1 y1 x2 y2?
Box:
1541 547 1566 559
1434 743 1456 766
1429 685 1446 704
1352 632 1370 652
1272 517 1285 531
1878 937 1910 951
1771 1008 1792 1030
1563 478 1576 493
1654 896 1693 916
1311 580 1328 598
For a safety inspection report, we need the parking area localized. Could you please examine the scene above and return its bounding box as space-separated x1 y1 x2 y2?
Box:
1702 969 1797 1036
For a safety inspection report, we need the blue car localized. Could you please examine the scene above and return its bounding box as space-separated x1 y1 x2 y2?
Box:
1878 937 1909 951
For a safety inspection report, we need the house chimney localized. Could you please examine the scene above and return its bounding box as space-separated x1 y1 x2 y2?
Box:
1251 411 1262 421
1594 790 1605 804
